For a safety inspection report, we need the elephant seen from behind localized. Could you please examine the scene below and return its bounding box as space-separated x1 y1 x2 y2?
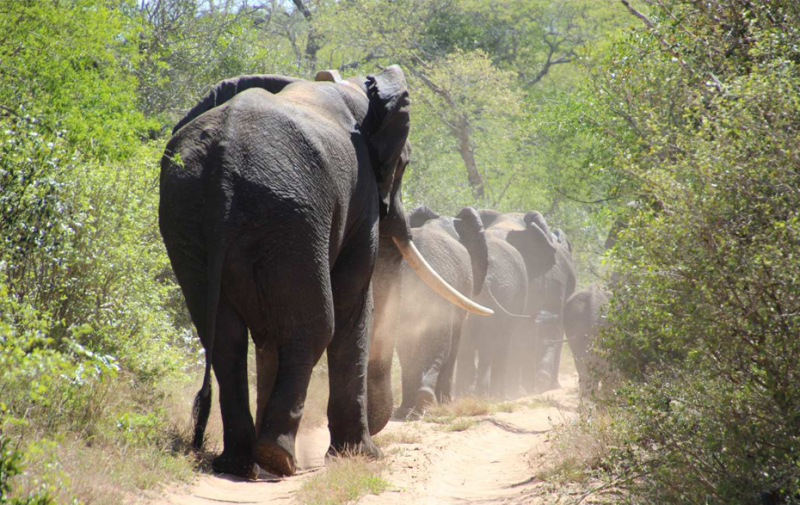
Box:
454 219 541 399
478 210 576 396
564 283 610 395
159 67 492 479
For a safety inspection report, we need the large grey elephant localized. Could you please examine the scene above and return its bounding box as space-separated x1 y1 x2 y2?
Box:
478 210 576 395
454 222 537 399
159 67 491 478
373 205 488 418
564 283 610 394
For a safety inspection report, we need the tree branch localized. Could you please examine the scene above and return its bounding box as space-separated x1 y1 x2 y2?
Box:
620 0 653 28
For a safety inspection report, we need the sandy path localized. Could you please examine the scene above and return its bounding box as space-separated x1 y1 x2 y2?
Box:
148 371 578 505
365 373 578 505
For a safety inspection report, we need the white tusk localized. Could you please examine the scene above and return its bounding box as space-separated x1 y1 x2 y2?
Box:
393 236 494 316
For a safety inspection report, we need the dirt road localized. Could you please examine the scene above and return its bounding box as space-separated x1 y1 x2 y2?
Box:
149 371 579 505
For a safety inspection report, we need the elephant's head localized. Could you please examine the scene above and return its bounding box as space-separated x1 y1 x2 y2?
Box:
507 211 558 280
319 68 493 435
408 204 440 228
333 66 492 317
361 66 413 239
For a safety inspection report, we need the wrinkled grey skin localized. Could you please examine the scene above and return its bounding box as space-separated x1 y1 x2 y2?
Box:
454 234 529 399
477 210 576 395
564 283 610 395
159 67 412 478
373 205 488 418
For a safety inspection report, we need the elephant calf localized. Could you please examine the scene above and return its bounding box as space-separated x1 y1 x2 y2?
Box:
564 283 610 395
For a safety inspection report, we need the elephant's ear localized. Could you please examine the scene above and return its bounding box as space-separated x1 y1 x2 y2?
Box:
523 211 550 236
454 207 489 297
409 205 440 228
363 65 411 216
553 228 573 254
478 209 501 228
507 218 557 280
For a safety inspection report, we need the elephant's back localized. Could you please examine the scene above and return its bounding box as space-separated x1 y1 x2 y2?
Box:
159 86 368 247
403 227 472 305
484 238 527 314
485 214 524 241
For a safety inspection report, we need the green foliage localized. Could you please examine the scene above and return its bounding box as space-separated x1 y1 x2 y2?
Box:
554 1 800 502
0 434 52 505
0 0 152 158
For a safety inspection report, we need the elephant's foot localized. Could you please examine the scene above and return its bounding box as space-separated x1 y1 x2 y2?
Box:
415 387 436 411
211 451 258 480
328 437 382 460
392 405 413 420
533 373 560 394
253 439 296 477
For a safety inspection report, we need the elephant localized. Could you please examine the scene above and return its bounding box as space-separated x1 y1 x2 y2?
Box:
454 222 535 399
563 283 610 395
372 205 488 418
455 236 528 399
477 210 577 395
158 67 492 478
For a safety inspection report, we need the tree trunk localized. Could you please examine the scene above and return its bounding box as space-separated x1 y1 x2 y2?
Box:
408 65 485 199
456 117 484 199
292 0 319 72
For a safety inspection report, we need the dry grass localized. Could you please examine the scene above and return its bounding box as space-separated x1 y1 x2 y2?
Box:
442 418 476 432
492 401 519 413
295 454 389 505
9 377 199 505
535 406 617 485
373 426 423 446
422 396 491 424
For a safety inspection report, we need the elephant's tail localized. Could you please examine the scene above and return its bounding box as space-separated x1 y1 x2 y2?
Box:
191 242 226 450
486 282 531 319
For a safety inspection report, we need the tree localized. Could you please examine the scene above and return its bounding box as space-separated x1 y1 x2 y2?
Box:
319 0 599 201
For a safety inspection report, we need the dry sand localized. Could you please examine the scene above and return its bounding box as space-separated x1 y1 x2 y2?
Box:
147 370 579 505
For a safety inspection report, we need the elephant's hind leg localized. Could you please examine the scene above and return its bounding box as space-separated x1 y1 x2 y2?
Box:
254 339 278 435
253 312 330 477
210 296 258 479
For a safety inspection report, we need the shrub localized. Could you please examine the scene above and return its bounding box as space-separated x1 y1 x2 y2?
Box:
560 1 800 502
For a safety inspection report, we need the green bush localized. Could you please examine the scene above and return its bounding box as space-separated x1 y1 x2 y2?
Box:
554 1 800 502
0 433 52 505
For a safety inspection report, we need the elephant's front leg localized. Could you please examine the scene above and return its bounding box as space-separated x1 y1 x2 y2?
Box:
454 326 478 397
326 286 381 458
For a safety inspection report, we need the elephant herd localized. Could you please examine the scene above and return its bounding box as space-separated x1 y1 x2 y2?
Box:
158 66 608 480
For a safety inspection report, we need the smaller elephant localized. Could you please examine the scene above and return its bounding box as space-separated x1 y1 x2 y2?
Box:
456 210 563 399
455 234 530 399
563 283 610 395
477 210 573 396
373 205 488 418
